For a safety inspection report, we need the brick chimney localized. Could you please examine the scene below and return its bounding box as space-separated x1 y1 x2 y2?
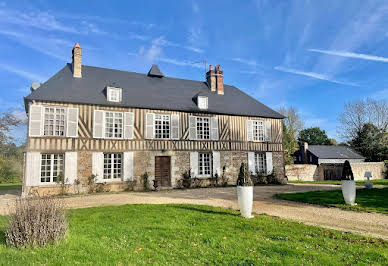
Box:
72 43 82 78
206 64 216 92
215 64 224 95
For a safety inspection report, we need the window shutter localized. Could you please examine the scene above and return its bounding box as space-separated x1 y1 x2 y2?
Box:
93 110 104 138
124 112 134 139
92 152 104 183
266 152 273 175
25 152 41 186
246 120 253 141
66 108 78 137
65 152 78 184
212 151 220 176
145 113 155 139
190 152 198 177
123 152 134 181
189 116 197 140
247 152 255 175
171 114 180 140
29 105 43 137
264 120 272 142
211 117 219 140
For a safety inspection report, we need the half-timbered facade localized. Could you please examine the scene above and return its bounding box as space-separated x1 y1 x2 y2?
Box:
23 43 285 195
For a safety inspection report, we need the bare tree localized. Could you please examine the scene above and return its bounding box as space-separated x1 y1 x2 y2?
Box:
338 98 388 140
278 106 304 139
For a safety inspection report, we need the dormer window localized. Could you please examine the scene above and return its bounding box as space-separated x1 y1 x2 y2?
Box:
198 96 208 110
107 87 122 102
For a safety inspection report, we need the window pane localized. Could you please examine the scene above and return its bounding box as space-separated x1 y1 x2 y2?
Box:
44 108 65 136
103 153 122 179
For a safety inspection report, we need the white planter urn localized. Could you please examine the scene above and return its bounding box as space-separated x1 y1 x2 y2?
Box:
341 180 356 205
237 186 253 218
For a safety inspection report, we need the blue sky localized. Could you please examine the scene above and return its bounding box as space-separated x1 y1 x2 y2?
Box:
1 0 388 143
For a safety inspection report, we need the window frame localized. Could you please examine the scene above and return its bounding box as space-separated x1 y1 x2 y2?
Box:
154 114 171 140
254 152 267 175
43 107 66 137
252 120 264 142
198 152 212 177
107 87 122 103
196 117 211 140
198 96 208 110
40 153 64 184
103 153 123 180
104 111 124 139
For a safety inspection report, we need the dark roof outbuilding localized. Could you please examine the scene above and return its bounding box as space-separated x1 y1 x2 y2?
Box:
308 145 365 159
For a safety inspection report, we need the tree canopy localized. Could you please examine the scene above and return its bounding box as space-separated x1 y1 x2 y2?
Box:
298 127 331 145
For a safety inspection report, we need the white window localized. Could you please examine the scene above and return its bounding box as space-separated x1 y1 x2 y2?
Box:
196 117 210 140
198 96 208 110
107 87 122 102
154 114 170 139
44 107 66 136
253 120 264 141
40 154 64 183
103 153 122 179
105 111 123 138
198 152 212 177
254 152 266 174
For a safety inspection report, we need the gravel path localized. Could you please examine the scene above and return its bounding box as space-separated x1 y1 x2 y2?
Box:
1 184 387 240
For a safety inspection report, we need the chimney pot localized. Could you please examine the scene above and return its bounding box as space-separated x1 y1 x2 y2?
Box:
72 43 82 78
215 65 224 95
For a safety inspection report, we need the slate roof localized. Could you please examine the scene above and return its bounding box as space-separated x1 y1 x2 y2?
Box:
147 64 164 77
308 145 365 159
24 64 284 119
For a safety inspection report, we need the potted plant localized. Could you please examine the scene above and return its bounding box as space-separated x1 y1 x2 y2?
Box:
236 162 254 218
341 160 356 205
182 170 191 189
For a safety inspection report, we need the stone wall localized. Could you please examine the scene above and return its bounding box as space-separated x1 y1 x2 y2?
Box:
24 150 285 196
349 162 386 180
285 164 319 181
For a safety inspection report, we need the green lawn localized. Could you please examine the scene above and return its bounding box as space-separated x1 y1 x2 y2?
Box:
0 204 386 265
0 183 21 191
277 188 388 214
288 179 388 186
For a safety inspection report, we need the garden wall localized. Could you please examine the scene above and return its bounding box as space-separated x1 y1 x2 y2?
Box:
349 162 386 180
285 164 320 181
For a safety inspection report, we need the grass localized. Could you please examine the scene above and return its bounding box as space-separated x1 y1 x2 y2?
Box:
288 179 388 186
277 188 388 214
0 204 387 265
0 183 22 191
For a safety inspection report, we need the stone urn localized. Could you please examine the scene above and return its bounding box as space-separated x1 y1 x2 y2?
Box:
153 180 160 191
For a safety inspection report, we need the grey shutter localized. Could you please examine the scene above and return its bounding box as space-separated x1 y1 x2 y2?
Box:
190 152 198 177
93 110 104 138
123 152 134 181
29 105 43 137
247 152 255 175
212 151 220 176
145 113 155 139
246 120 253 141
25 152 41 186
266 152 273 175
264 121 272 142
211 117 219 140
92 152 104 183
65 152 78 184
124 112 134 139
189 116 197 140
171 114 180 140
66 108 78 137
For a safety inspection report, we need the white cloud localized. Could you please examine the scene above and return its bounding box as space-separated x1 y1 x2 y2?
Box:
191 0 200 13
309 49 388 63
11 109 27 123
0 8 78 33
231 58 258 67
371 88 388 100
128 32 150 41
0 64 47 82
274 66 358 86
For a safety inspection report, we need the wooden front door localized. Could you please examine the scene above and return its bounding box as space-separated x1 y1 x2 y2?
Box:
155 156 171 187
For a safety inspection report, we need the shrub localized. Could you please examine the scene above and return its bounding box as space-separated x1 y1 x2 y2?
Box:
87 174 97 193
181 170 191 189
6 197 67 248
142 172 149 191
236 162 253 186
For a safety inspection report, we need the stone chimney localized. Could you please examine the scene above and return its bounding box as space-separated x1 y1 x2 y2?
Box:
215 65 224 95
206 65 216 92
299 141 309 164
72 43 82 78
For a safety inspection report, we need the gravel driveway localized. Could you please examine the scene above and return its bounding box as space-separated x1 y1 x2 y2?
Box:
1 184 387 240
